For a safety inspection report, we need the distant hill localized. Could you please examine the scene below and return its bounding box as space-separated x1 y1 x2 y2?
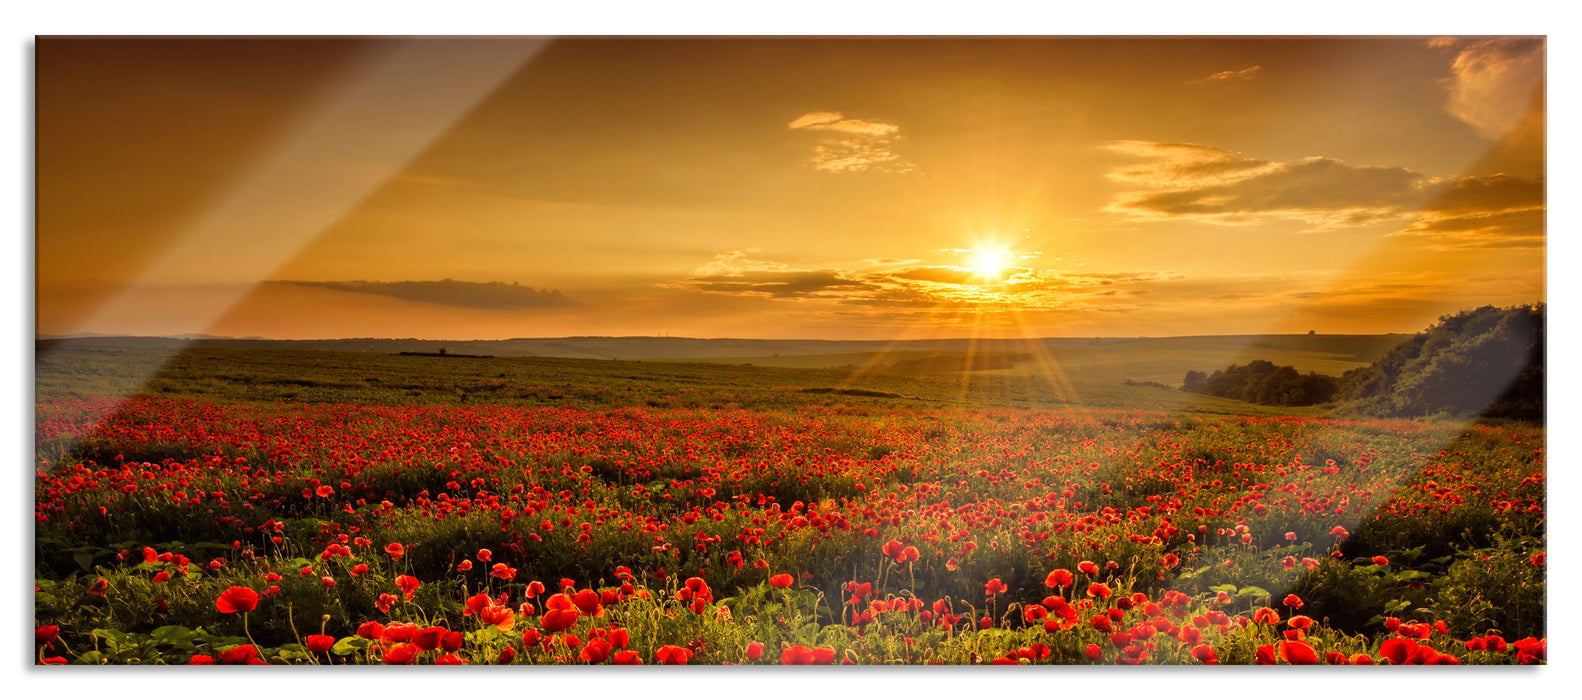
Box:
1336 304 1544 420
36 333 1410 390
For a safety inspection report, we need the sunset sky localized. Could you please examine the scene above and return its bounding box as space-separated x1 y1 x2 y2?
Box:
36 36 1546 340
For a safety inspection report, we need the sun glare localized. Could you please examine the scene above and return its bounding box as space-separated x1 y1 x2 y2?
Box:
969 249 1011 281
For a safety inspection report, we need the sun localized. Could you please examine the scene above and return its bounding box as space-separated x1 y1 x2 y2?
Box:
968 249 1011 280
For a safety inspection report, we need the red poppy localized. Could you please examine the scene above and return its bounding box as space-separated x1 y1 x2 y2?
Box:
1349 653 1375 665
1282 594 1303 609
383 643 419 665
412 626 447 651
1078 561 1099 575
1379 637 1418 665
384 543 405 560
497 647 516 664
1190 644 1217 664
306 635 335 654
219 645 268 665
526 581 545 597
1255 644 1278 665
541 608 580 633
1278 640 1319 665
570 589 603 616
581 639 613 663
747 641 765 661
86 578 109 596
984 578 1008 596
435 654 468 665
882 540 904 561
612 650 643 665
477 548 492 562
1084 644 1102 661
1287 615 1313 630
769 573 794 589
1087 583 1112 599
1252 607 1280 625
656 645 693 665
188 655 215 665
1045 569 1074 588
215 586 259 614
356 621 386 640
1371 556 1390 566
781 645 816 664
36 625 60 647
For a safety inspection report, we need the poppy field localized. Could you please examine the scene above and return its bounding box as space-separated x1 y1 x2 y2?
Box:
32 348 1546 665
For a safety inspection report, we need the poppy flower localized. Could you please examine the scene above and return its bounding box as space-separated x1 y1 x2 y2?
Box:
781 645 816 664
882 540 904 560
457 560 473 572
746 641 764 661
541 608 580 633
384 543 404 561
497 647 517 664
1255 644 1278 665
412 626 447 651
581 639 613 663
612 650 643 665
306 635 335 654
435 654 468 665
1078 561 1099 575
1087 583 1112 599
86 578 109 596
1287 615 1313 630
1045 569 1074 588
656 645 693 665
1349 653 1375 665
36 625 60 647
984 578 1008 596
526 581 545 597
188 655 215 665
215 586 259 614
1279 641 1319 665
477 548 491 562
356 621 386 640
1371 556 1390 566
1379 637 1418 665
769 573 793 589
571 589 604 616
1084 644 1102 661
1282 594 1303 609
1190 644 1217 665
1252 607 1280 625
383 643 419 665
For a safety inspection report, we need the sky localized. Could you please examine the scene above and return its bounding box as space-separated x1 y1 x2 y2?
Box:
35 36 1546 340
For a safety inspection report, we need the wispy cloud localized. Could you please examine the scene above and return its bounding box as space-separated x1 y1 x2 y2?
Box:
1429 37 1544 139
270 279 571 309
787 111 917 174
665 250 1181 313
1104 141 1543 246
1193 65 1261 83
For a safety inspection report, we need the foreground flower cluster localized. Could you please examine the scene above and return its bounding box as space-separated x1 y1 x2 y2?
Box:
34 396 1545 664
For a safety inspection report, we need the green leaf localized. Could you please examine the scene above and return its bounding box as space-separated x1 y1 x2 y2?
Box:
1237 586 1271 602
72 552 94 571
1210 584 1238 595
76 651 106 665
151 626 197 649
330 636 369 655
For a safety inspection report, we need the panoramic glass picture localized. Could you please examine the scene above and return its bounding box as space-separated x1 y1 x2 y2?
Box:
34 37 1544 666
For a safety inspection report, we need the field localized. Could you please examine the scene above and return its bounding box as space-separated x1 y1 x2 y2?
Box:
32 344 1546 665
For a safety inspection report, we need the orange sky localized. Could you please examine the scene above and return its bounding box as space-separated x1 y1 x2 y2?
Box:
36 37 1545 340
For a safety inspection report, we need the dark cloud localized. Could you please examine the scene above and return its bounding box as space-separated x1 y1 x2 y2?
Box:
270 279 570 309
676 270 874 299
1106 141 1545 246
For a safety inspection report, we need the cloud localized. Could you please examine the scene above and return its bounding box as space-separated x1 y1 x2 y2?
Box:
1430 37 1544 139
666 250 1184 316
788 111 917 174
1194 65 1261 83
1104 141 1544 245
270 279 570 309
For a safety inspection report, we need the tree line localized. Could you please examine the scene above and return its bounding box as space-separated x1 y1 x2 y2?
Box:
1181 304 1544 419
